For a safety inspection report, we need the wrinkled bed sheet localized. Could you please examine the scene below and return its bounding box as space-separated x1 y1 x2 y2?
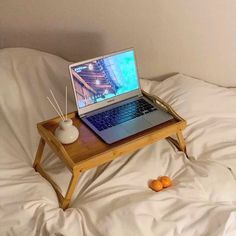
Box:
1 48 236 236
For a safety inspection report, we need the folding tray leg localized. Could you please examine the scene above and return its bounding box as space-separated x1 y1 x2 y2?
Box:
33 137 82 210
176 130 186 153
61 170 81 210
167 130 187 156
33 138 45 168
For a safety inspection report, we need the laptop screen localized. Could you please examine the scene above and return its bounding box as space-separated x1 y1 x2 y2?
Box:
70 49 139 108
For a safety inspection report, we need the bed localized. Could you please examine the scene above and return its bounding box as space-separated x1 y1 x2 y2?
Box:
1 48 236 236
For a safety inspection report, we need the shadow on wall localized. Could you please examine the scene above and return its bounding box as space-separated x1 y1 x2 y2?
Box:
0 29 105 62
0 29 178 82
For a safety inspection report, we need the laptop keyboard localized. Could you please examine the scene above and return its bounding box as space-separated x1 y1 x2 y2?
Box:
87 98 157 131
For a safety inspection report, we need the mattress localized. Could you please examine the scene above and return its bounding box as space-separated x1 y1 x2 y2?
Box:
1 48 236 236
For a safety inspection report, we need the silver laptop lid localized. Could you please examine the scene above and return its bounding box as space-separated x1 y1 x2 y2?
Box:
69 48 142 116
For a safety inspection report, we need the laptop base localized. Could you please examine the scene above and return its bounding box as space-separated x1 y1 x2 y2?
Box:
82 95 174 144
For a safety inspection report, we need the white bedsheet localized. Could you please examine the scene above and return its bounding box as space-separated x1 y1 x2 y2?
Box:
1 48 236 236
141 76 236 175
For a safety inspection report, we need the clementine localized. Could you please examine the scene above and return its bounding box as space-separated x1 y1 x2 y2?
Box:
159 176 172 188
149 180 163 192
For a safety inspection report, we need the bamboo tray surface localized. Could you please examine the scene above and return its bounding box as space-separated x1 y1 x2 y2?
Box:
38 91 186 170
42 116 178 163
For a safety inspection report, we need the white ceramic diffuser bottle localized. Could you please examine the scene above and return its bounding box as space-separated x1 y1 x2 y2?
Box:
54 118 79 144
47 86 79 145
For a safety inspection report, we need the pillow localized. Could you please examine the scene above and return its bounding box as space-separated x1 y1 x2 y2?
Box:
140 74 236 173
0 47 76 163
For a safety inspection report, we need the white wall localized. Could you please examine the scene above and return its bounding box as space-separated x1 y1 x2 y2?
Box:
1 0 236 86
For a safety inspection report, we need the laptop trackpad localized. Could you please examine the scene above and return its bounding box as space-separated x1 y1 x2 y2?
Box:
121 117 152 135
143 110 173 125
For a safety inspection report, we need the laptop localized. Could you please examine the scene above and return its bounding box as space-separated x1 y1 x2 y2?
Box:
69 48 173 144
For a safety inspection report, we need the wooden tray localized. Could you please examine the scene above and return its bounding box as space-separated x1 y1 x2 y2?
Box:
33 91 187 209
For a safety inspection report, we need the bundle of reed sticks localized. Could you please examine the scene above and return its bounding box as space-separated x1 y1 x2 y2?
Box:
46 86 68 121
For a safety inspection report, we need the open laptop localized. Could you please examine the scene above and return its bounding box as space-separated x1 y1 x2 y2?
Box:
69 48 173 144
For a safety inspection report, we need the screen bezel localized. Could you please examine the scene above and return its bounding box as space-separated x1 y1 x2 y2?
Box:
69 48 142 116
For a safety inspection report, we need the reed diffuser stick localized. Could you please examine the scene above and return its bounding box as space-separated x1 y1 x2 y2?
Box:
65 86 67 121
50 89 65 120
46 96 65 121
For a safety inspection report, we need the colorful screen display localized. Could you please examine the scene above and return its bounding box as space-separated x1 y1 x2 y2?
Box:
71 50 139 108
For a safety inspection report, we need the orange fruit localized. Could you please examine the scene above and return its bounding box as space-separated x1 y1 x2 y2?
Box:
149 180 163 192
159 176 172 188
